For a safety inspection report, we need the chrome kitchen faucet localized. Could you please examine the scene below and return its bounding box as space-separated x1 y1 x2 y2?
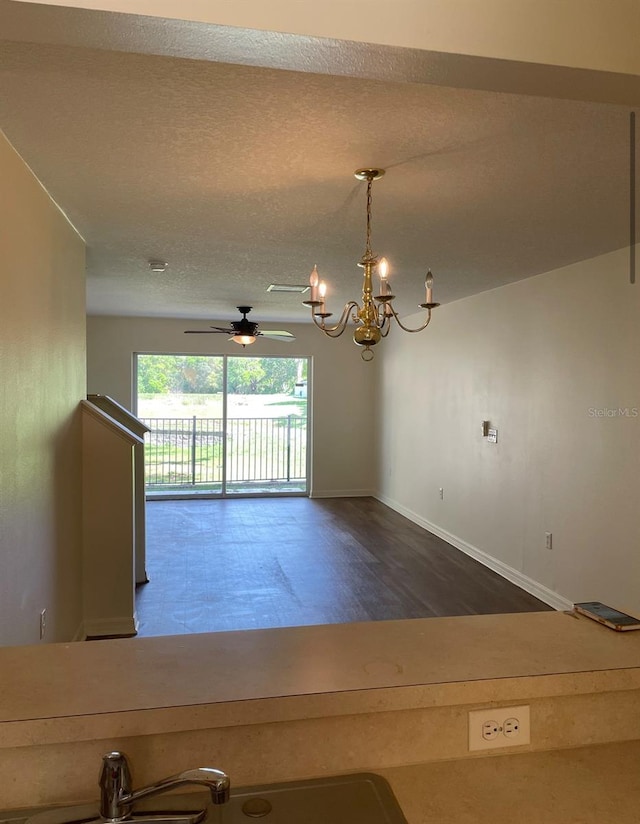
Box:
99 751 230 822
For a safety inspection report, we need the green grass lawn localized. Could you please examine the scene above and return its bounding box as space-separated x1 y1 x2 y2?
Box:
138 392 307 419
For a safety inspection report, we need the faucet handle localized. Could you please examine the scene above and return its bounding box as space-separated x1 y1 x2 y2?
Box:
99 751 133 820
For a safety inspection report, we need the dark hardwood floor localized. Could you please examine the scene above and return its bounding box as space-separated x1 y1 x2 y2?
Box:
136 496 551 637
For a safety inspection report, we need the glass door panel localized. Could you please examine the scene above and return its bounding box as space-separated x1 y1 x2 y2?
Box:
136 354 224 496
225 356 308 494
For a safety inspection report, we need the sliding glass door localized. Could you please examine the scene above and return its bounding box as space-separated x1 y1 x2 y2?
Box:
136 354 308 497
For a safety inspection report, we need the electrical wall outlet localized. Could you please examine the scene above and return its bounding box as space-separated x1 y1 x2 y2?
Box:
439 487 444 500
39 608 47 640
468 705 530 751
545 532 553 550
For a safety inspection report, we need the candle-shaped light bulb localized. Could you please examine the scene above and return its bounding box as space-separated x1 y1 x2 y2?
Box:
309 265 319 302
318 280 327 313
378 257 389 295
425 269 433 304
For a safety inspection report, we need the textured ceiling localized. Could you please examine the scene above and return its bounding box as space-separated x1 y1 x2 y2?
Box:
0 2 631 323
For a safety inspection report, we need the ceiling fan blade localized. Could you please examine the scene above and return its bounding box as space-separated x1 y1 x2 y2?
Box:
258 331 296 342
184 328 231 334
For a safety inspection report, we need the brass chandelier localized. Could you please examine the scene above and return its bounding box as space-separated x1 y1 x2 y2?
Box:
302 168 439 361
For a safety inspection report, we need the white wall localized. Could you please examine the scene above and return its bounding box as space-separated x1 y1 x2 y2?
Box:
0 132 86 646
86 316 377 497
377 246 640 614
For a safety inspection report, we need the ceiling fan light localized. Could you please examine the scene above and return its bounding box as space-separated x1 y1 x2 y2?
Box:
232 334 257 346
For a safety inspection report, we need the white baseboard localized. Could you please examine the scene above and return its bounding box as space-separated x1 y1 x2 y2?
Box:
83 616 138 638
310 489 373 498
73 622 87 642
375 492 573 612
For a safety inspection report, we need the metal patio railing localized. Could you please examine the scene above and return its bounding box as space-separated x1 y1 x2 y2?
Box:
141 416 307 491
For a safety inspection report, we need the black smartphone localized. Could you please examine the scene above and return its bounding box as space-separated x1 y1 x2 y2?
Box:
574 601 640 632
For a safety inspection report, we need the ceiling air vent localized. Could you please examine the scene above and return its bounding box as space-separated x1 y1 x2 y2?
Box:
267 284 309 293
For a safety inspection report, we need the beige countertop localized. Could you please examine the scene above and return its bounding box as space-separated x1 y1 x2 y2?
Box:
3 611 640 724
383 740 640 824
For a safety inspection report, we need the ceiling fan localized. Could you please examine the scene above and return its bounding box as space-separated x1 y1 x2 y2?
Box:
184 306 295 347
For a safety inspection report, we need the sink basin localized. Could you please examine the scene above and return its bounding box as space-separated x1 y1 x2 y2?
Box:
221 773 407 824
7 773 407 824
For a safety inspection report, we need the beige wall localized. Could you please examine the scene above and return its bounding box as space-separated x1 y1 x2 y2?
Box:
0 132 86 647
377 246 640 614
14 0 640 76
86 316 377 497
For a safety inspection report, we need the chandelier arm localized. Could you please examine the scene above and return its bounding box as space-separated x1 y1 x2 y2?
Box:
387 301 433 333
311 301 360 337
